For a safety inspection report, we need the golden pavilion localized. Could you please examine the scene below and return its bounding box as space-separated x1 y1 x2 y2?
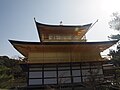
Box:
9 19 118 89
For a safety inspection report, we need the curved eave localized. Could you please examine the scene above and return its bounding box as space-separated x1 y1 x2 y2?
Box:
35 21 92 28
9 40 118 57
9 39 118 45
9 40 28 56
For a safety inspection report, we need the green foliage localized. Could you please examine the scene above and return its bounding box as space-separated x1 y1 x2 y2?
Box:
0 66 13 88
107 12 120 90
108 12 120 40
108 12 120 66
0 56 26 89
109 12 120 31
108 34 120 40
109 45 120 66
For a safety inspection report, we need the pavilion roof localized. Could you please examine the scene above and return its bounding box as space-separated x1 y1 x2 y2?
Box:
9 40 118 57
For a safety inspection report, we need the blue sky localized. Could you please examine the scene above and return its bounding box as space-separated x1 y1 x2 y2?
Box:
0 0 120 57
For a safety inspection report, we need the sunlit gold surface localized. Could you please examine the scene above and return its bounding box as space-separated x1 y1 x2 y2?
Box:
12 42 115 63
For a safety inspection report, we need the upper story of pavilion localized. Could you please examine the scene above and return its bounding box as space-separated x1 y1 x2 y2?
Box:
35 19 92 42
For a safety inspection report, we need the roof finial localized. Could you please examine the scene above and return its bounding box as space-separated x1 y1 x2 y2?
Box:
34 17 36 22
60 21 63 25
89 19 98 30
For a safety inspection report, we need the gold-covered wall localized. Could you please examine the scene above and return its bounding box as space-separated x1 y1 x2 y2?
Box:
28 50 102 63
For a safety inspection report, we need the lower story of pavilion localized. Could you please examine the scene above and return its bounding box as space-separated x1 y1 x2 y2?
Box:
20 61 115 90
